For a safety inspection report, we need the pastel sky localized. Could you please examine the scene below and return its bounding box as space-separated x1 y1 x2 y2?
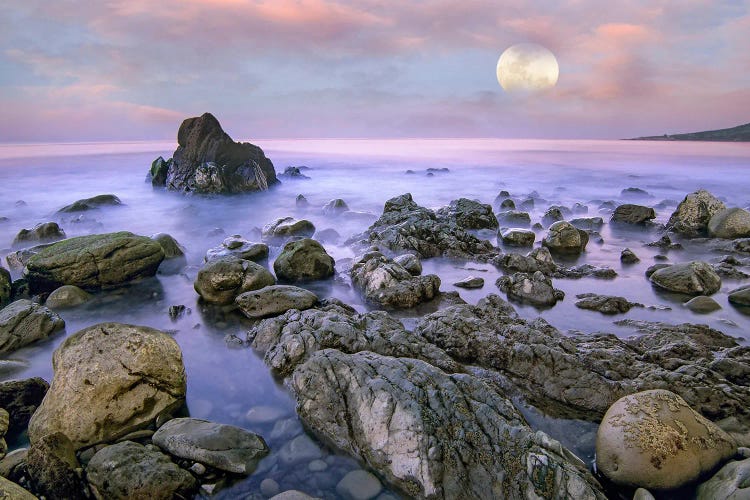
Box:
1 0 749 142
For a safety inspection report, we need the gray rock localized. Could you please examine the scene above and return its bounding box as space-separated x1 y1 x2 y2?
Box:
236 285 318 319
696 457 750 499
499 228 535 246
708 208 750 239
645 234 683 250
336 470 382 500
729 285 750 306
28 323 186 449
5 243 54 271
575 293 642 314
314 228 341 244
274 239 335 281
645 263 670 277
152 417 268 474
323 198 349 215
261 477 281 497
150 233 185 259
621 248 640 264
27 432 87 499
496 271 565 307
453 276 484 289
87 441 197 499
435 198 498 230
45 285 91 309
596 389 736 490
498 198 515 210
23 232 164 293
569 217 604 230
282 166 310 179
667 189 726 237
0 268 11 308
0 300 65 354
278 434 323 466
296 194 309 208
393 254 422 276
0 377 48 440
621 187 651 199
542 207 565 227
611 204 656 224
0 448 28 482
262 217 316 243
649 261 721 295
350 252 440 309
195 256 275 305
684 296 722 313
13 222 65 246
499 210 531 227
58 194 122 213
633 488 656 500
542 221 588 255
270 491 319 500
205 235 269 263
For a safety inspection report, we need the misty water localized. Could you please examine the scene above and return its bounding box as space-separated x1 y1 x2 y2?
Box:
1 138 749 498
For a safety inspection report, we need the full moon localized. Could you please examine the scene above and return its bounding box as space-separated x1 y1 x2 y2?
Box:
496 43 559 92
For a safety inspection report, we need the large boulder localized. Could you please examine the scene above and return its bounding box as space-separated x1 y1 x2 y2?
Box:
0 377 48 440
0 268 10 308
649 261 721 295
435 198 498 230
13 222 66 246
596 390 736 490
235 285 318 319
498 211 531 227
28 323 186 449
708 208 750 239
273 239 335 281
150 233 185 259
666 189 726 237
262 217 316 243
57 194 122 213
23 232 164 293
194 256 275 305
87 441 197 499
611 204 656 225
156 113 277 193
152 418 268 474
542 221 588 255
27 432 87 500
350 252 440 309
496 271 564 307
0 300 65 354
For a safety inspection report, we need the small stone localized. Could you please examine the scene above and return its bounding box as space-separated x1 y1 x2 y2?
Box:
45 285 91 309
168 305 189 319
336 470 382 500
684 296 722 313
261 478 281 497
308 459 327 472
621 248 640 264
453 276 484 289
190 462 206 475
279 434 323 466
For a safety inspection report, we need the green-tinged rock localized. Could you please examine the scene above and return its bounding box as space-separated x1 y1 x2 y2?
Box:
649 261 721 295
708 208 750 239
45 286 91 309
57 194 122 213
667 190 726 237
273 238 335 281
194 256 275 305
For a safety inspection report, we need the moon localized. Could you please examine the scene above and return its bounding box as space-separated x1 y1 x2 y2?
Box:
496 43 559 92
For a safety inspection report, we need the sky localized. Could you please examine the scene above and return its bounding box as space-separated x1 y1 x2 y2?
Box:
1 0 749 142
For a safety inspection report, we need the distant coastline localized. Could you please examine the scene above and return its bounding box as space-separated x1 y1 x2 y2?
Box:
629 122 750 142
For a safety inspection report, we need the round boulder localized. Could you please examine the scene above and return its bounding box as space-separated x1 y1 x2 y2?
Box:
649 261 721 295
542 221 588 255
595 389 736 490
194 256 275 305
708 208 750 239
45 285 91 309
262 217 315 243
667 189 726 237
273 238 335 282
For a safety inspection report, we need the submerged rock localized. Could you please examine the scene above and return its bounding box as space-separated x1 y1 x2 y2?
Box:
499 210 531 227
620 248 640 264
273 238 335 282
282 166 310 180
728 285 750 306
350 252 440 309
28 323 186 449
453 276 484 289
569 217 604 231
58 194 122 213
708 207 750 239
649 261 721 295
13 222 66 246
0 300 65 354
235 285 318 319
435 198 498 230
667 189 726 237
595 389 736 490
611 204 656 225
574 293 642 314
336 470 382 500
194 256 275 305
496 271 565 307
322 198 349 215
542 207 565 227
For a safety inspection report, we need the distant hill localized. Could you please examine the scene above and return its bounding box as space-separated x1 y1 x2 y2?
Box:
630 122 750 142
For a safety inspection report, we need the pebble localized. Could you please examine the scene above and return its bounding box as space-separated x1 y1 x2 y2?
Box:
261 478 281 497
190 462 206 475
308 459 328 472
279 435 324 466
336 469 382 500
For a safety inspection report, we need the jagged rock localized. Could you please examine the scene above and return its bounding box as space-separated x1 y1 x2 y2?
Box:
281 166 310 179
453 276 484 289
149 156 171 186
596 390 736 490
157 113 277 193
350 252 440 309
87 441 197 499
569 217 603 230
295 194 309 208
0 268 10 308
393 254 422 276
499 228 535 246
499 211 531 227
571 203 588 214
28 323 186 449
323 198 349 215
649 261 721 295
273 239 335 281
13 222 66 246
611 204 656 225
712 262 750 280
728 285 750 306
27 432 87 500
23 232 164 293
262 217 316 243
542 207 565 227
314 228 340 244
645 234 683 250
0 377 48 440
696 457 750 499
4 243 54 271
493 247 615 279
542 221 588 255
58 194 122 213
194 256 275 305
290 349 606 499
575 293 642 314
667 190 726 237
45 285 91 309
621 248 640 264
0 300 65 354
621 187 651 198
708 208 750 239
684 296 722 313
235 285 318 319
496 271 564 307
205 236 268 263
435 198 498 230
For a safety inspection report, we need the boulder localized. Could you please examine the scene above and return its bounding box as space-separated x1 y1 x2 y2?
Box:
27 432 87 500
498 199 515 210
149 156 171 186
194 256 275 305
87 441 197 499
152 418 268 474
708 208 750 239
684 296 722 313
0 377 48 440
314 228 341 244
393 254 422 275
495 247 615 280
611 204 655 225
350 252 440 309
270 491 318 500
595 389 736 490
0 268 10 308
235 285 318 319
453 276 484 289
569 217 604 230
649 261 721 295
13 222 66 246
205 236 268 263
273 239 335 281
0 448 28 483
728 285 750 306
159 113 277 193
435 198 498 230
5 243 53 271
28 323 186 449
0 300 65 354
496 271 565 307
323 198 349 215
0 476 35 499
499 228 535 246
620 248 640 264
667 190 726 237
542 207 565 227
574 293 642 314
696 457 750 499
23 232 164 293
45 285 91 309
542 221 588 255
150 233 185 259
58 194 122 213
499 211 531 227
262 217 316 243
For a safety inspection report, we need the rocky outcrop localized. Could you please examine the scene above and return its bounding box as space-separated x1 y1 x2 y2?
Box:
205 235 268 263
23 232 164 293
273 239 335 281
45 285 91 309
235 285 318 319
13 222 66 246
350 252 440 309
574 293 643 314
596 390 736 490
708 207 750 239
611 204 656 225
151 113 277 194
58 194 122 213
435 198 498 230
667 190 726 237
28 323 186 449
0 300 65 354
649 261 721 295
262 217 316 243
149 156 171 187
542 221 588 255
496 271 565 307
194 256 275 305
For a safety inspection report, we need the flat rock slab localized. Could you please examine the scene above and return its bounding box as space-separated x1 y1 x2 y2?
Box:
153 417 268 474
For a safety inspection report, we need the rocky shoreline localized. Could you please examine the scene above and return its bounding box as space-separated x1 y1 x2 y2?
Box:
0 115 749 499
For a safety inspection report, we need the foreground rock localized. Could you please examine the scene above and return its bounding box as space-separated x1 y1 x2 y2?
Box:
205 235 268 263
58 194 122 213
666 189 726 237
290 349 605 499
435 198 498 230
28 323 186 449
150 113 277 193
0 377 48 440
496 271 564 307
194 256 275 305
350 252 440 309
0 300 65 353
610 204 656 225
696 457 750 499
596 389 736 490
13 222 66 246
45 285 91 309
575 293 642 314
152 418 268 474
235 285 318 319
708 207 750 239
24 232 164 293
649 261 721 295
542 221 588 255
27 431 88 499
274 238 335 281
87 441 197 499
